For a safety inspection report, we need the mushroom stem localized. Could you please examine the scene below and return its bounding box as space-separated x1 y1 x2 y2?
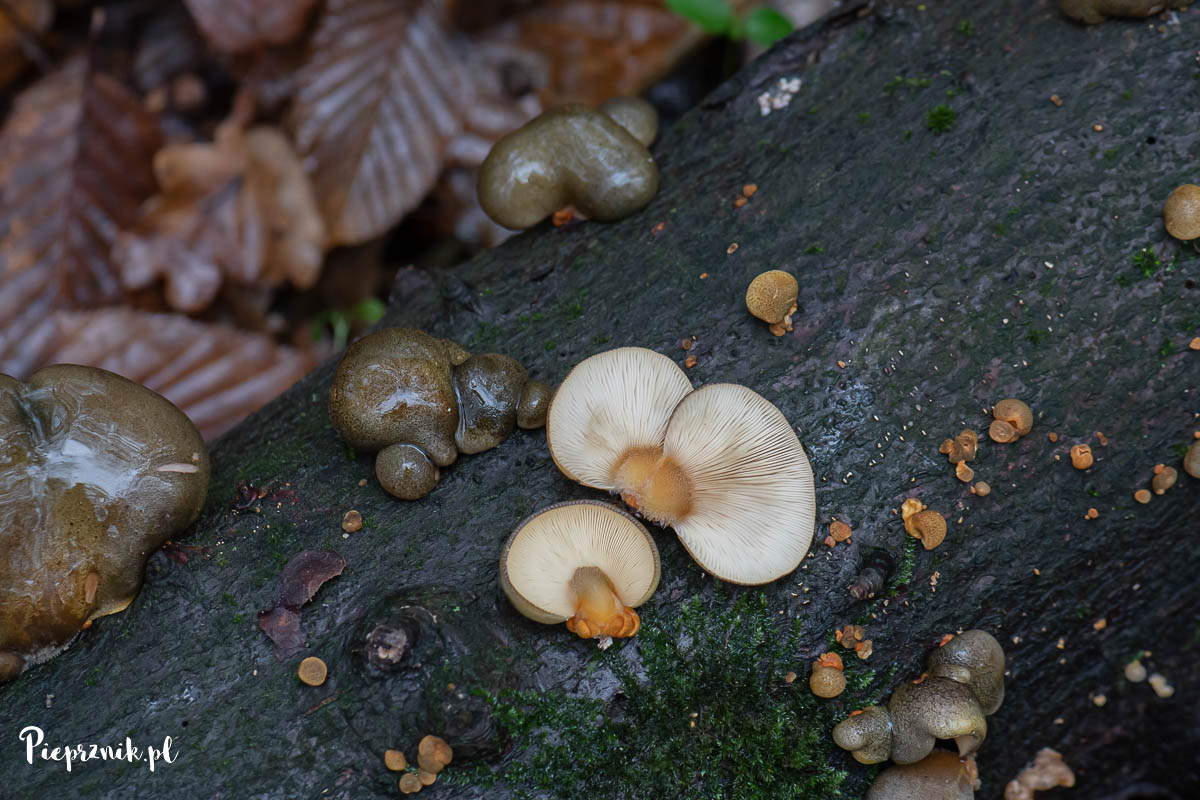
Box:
955 733 983 757
614 449 693 526
565 566 640 639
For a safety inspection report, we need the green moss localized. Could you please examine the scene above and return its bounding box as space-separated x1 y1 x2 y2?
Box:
1132 247 1160 277
804 244 825 255
882 75 931 94
890 538 918 592
472 592 849 799
1159 338 1176 357
957 20 974 36
926 105 956 133
857 111 872 124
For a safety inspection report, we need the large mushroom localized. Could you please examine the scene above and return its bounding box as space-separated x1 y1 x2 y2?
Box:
547 347 816 585
499 501 660 640
866 751 976 800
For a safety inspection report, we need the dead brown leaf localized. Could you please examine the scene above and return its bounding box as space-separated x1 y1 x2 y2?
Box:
0 308 318 440
257 606 304 658
115 122 325 312
278 550 346 609
288 0 472 245
183 0 320 53
0 56 163 345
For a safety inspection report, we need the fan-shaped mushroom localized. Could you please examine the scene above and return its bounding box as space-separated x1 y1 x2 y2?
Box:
499 501 660 639
547 348 816 585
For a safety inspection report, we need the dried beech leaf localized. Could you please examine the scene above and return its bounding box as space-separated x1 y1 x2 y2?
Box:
0 0 53 87
288 0 472 245
0 56 163 344
183 0 320 53
278 550 346 610
0 308 318 440
481 1 701 106
115 123 326 312
257 606 304 659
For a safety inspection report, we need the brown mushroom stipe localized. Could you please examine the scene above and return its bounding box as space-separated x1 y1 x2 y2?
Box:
298 656 327 686
745 270 800 336
0 365 210 682
866 751 975 800
1004 748 1075 800
993 398 1033 437
548 348 816 585
477 97 659 230
499 501 660 640
1060 0 1189 25
832 630 1005 765
328 328 550 501
1163 183 1200 240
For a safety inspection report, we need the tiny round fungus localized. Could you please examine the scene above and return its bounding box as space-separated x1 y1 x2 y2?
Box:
597 96 658 147
342 509 363 533
1152 466 1177 494
548 348 816 584
745 270 800 336
1163 183 1200 241
1186 439 1200 479
1124 660 1147 682
993 399 1033 437
955 462 974 483
298 656 327 686
384 749 407 771
478 99 659 229
1069 444 1092 470
907 510 947 550
830 520 852 542
970 482 990 497
516 380 553 430
418 735 453 773
399 773 422 794
418 770 437 786
499 501 660 639
866 751 975 800
988 420 1017 443
1133 489 1151 504
1148 673 1175 698
810 665 846 698
376 444 440 501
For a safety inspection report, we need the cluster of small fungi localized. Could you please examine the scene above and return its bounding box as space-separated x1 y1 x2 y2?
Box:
384 735 453 794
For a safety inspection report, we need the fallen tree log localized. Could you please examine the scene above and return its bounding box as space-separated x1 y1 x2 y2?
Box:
3 2 1199 798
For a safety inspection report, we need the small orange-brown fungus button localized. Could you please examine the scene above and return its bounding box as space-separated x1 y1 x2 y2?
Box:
1164 184 1200 241
908 510 947 550
743 183 758 197
955 462 974 482
680 338 693 351
939 438 965 464
1096 430 1108 447
734 196 748 208
785 670 797 683
900 498 926 532
836 624 865 646
398 773 422 794
1069 444 1092 469
1124 660 1147 682
811 654 846 698
956 429 979 460
1152 466 1177 494
418 770 437 786
855 639 873 660
830 520 852 542
989 419 1018 443
1048 432 1058 443
824 535 837 548
1187 440 1200 479
1191 337 1200 351
1133 489 1151 504
971 481 991 497
1148 673 1175 698
418 735 453 773
1050 94 1063 106
1085 508 1099 519
341 509 362 533
683 354 698 369
1092 618 1107 631
745 270 799 336
993 398 1033 437
298 656 327 686
384 749 407 771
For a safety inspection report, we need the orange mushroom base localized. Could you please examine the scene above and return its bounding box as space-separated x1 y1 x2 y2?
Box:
565 566 642 639
613 449 693 527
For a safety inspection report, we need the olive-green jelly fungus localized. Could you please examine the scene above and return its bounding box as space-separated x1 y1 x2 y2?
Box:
1060 0 1190 25
500 500 660 640
328 328 551 501
833 630 1005 766
477 97 659 230
866 751 975 800
0 365 210 682
1164 184 1200 241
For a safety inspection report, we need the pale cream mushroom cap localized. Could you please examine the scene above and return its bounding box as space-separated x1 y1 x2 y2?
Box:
547 347 693 488
499 500 661 623
663 383 816 584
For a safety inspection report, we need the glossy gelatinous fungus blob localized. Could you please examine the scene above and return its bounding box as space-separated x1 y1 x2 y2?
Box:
597 96 659 147
547 347 816 585
849 550 895 600
1184 439 1200 479
477 98 659 229
0 365 209 682
867 751 975 800
500 501 660 640
516 380 553 430
328 328 550 501
1163 184 1200 241
1060 0 1189 24
745 269 800 336
993 398 1033 438
833 630 1005 765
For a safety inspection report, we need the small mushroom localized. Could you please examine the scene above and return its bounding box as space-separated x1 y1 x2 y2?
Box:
833 706 894 764
889 677 988 764
1184 440 1200 479
925 630 1006 715
1163 183 1200 241
810 652 846 698
745 270 799 336
499 501 660 639
384 749 407 771
1124 660 1147 682
547 348 816 584
298 656 328 686
988 420 1017 443
328 328 549 501
992 398 1033 438
478 98 659 229
1133 489 1151 504
866 751 975 800
1152 466 1177 494
1069 444 1092 470
906 510 948 550
970 482 990 497
417 735 453 774
955 462 974 483
399 773 422 794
